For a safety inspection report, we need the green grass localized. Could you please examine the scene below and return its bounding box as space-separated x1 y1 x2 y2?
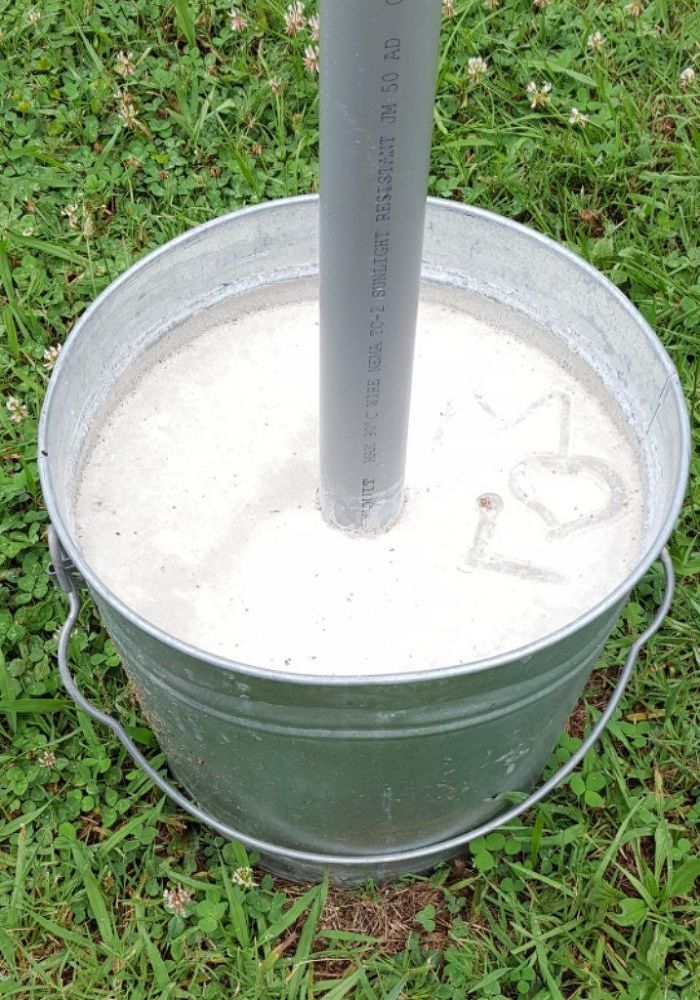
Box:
1 0 699 996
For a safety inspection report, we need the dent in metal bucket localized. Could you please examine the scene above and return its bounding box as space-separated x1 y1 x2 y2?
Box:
40 197 690 884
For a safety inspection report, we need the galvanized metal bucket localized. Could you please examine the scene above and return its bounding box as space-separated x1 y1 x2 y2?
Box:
40 196 689 885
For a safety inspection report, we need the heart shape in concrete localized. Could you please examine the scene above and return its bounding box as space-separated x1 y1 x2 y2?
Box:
508 452 629 540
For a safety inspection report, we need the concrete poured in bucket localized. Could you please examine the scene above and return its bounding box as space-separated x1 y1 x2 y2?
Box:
74 280 645 676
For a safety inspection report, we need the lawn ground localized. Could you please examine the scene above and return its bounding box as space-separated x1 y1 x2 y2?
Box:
0 0 699 997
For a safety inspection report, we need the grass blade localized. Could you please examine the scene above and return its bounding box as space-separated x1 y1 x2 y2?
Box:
0 806 50 845
64 12 106 75
288 873 329 999
260 883 322 945
28 909 99 953
0 698 72 716
174 0 197 49
0 648 16 734
70 842 117 949
220 862 250 949
98 802 163 855
0 699 71 714
319 969 364 999
3 305 20 360
135 901 169 990
5 826 29 929
6 232 84 265
228 142 259 194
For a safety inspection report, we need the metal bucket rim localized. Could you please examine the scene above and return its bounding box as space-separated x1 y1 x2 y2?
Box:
38 194 691 687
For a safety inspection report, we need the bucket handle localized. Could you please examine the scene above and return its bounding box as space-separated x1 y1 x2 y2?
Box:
48 527 674 869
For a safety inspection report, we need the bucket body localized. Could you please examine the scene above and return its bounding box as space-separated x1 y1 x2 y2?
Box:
39 197 689 883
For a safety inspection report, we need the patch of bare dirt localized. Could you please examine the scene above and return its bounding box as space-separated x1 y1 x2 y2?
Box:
275 876 458 976
565 671 614 740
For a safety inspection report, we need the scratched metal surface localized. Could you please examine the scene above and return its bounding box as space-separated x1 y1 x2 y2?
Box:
38 197 689 883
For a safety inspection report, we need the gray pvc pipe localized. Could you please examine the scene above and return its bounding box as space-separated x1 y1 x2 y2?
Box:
319 0 442 533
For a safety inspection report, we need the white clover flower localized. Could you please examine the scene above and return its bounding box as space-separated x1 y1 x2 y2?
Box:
43 345 61 371
163 886 193 916
679 66 695 89
39 749 57 768
483 0 500 8
6 396 29 423
284 1 306 36
231 866 257 889
230 8 247 31
467 56 489 83
115 51 135 77
62 204 79 229
526 80 552 109
569 107 589 126
626 1 643 17
303 43 319 74
115 89 138 129
533 0 551 8
587 31 605 53
308 13 319 40
27 9 41 25
442 0 456 16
